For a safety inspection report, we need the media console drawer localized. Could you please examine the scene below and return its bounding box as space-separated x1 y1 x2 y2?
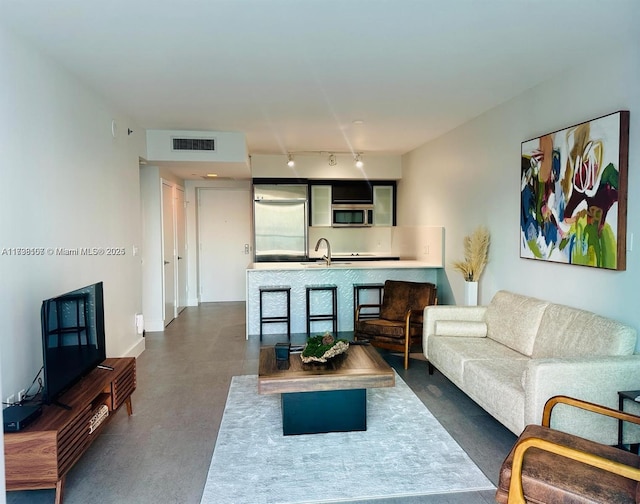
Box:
3 357 136 502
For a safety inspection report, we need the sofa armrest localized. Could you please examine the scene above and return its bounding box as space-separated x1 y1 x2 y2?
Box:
423 305 487 344
542 395 640 428
523 355 640 444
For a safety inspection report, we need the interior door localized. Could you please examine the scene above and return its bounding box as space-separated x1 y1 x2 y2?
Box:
198 188 251 302
176 186 187 313
162 181 176 326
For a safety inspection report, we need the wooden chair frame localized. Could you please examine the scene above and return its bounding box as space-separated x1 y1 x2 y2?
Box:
356 304 416 369
355 296 436 369
507 395 640 504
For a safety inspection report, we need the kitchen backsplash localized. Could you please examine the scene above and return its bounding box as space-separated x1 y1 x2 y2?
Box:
308 225 443 266
308 226 392 256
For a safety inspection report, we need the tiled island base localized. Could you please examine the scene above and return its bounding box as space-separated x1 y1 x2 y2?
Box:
246 261 439 338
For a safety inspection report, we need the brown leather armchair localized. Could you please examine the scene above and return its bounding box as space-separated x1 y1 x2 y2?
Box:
496 395 640 504
354 280 437 369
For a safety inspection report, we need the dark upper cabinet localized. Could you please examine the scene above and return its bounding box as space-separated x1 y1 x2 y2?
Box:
330 181 373 204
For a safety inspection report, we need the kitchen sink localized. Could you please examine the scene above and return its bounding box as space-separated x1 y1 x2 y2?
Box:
300 262 352 268
332 253 376 257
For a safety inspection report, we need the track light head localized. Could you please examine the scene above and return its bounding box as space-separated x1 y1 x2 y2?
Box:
354 153 364 168
328 153 337 166
287 153 295 168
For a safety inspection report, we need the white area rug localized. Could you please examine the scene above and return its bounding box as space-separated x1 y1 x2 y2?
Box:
201 373 494 504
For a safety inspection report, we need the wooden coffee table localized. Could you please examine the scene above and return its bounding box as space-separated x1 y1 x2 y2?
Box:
258 344 395 435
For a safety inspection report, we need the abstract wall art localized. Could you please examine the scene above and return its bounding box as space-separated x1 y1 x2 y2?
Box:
520 111 629 270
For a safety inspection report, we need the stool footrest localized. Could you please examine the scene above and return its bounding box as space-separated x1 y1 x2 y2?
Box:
259 286 291 341
305 284 338 337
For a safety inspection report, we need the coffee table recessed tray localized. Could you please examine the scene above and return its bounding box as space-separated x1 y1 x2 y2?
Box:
258 344 395 435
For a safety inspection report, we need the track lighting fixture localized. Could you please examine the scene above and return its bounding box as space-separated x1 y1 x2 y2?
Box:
284 151 366 168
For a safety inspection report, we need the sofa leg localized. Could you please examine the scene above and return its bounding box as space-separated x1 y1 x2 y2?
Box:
428 362 434 375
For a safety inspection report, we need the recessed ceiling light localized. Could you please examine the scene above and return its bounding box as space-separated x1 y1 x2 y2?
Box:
352 119 364 125
206 173 218 178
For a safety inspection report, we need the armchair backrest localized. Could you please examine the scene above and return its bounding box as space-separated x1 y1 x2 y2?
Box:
379 280 437 322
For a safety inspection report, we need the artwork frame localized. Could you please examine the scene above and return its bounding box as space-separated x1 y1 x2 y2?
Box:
520 110 629 270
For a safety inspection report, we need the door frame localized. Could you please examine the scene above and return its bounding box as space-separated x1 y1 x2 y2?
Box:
176 186 188 314
161 179 187 326
196 186 252 303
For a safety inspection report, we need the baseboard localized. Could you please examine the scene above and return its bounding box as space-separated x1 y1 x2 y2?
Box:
123 337 145 358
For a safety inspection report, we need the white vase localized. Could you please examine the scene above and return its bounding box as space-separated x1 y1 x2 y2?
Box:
464 281 478 306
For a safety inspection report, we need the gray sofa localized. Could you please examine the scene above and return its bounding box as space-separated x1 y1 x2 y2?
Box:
423 290 640 444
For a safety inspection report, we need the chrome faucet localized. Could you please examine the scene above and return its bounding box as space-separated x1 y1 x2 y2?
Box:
314 238 332 266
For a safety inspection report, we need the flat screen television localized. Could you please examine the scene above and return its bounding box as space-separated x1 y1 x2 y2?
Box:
41 281 106 406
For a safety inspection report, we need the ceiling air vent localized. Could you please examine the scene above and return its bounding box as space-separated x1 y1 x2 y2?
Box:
172 137 216 152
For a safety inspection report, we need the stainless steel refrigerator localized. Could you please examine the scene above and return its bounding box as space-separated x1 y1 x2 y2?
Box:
253 184 308 262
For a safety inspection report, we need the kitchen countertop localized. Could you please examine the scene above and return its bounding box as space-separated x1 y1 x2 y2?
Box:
247 260 441 270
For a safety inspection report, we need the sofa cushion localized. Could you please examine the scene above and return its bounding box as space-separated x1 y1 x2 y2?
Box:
463 359 528 434
434 320 487 337
486 291 548 357
355 319 422 339
428 336 528 387
532 303 637 358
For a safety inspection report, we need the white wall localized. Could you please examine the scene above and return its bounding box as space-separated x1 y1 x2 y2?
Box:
140 166 164 331
0 24 146 413
140 164 186 331
400 45 640 343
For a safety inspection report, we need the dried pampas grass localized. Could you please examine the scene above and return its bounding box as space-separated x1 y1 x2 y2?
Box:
452 226 490 282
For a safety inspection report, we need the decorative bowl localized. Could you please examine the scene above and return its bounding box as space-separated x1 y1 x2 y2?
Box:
300 332 349 364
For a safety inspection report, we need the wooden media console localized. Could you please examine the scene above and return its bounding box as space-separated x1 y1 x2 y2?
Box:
3 357 136 504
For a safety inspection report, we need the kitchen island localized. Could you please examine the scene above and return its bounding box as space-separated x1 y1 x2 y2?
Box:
246 260 441 338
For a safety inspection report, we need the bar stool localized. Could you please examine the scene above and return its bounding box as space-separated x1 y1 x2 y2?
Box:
259 285 291 341
305 284 338 336
353 283 384 324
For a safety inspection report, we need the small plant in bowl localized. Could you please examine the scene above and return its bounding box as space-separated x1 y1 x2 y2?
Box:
300 332 350 363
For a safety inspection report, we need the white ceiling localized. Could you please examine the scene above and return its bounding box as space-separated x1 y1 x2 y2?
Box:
2 0 639 177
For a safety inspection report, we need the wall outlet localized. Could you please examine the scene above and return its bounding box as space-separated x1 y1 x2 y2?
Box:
6 394 15 406
18 389 26 403
135 313 144 335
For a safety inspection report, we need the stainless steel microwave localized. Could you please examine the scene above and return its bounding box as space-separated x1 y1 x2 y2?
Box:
331 204 374 227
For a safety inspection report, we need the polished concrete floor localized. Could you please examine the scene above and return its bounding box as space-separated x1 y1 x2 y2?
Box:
6 302 516 504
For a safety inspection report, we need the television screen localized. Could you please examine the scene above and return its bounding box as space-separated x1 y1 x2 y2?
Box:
41 282 106 405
